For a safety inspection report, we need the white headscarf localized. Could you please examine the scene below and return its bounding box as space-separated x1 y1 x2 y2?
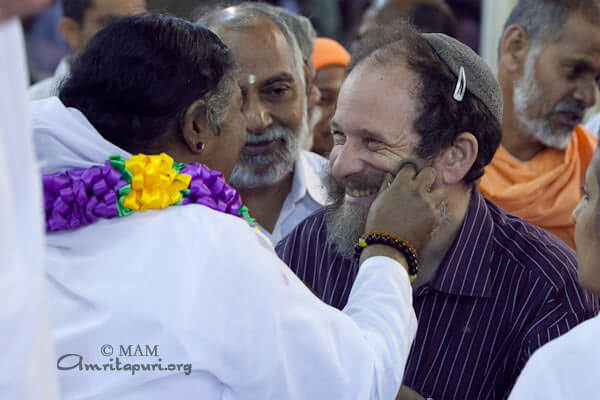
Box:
31 96 130 174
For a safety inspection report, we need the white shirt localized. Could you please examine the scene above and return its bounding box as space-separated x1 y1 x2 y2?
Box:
509 313 600 399
32 97 418 399
260 150 329 244
28 56 71 100
0 20 59 400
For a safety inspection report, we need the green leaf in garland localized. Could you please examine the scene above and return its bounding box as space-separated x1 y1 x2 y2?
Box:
116 195 135 217
237 205 256 225
172 162 186 173
118 183 131 197
109 155 132 183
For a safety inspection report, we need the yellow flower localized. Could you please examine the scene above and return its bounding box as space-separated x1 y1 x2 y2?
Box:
123 153 191 212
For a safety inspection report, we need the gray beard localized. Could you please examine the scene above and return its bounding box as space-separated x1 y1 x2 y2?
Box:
326 201 369 260
324 170 449 260
324 172 380 259
229 124 300 189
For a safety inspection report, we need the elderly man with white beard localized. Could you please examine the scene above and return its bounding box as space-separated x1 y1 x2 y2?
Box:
197 3 328 243
276 22 598 399
479 0 600 249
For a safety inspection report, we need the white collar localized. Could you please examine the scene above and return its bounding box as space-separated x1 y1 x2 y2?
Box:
288 151 329 207
54 56 72 78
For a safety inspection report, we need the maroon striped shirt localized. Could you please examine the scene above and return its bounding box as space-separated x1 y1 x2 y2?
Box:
276 189 598 399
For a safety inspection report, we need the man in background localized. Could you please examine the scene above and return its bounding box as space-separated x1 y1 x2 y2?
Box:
28 0 146 99
310 37 350 157
198 3 329 244
480 0 600 249
246 2 321 150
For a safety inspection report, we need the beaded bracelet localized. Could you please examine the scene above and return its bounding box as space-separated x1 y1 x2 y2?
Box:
354 231 419 283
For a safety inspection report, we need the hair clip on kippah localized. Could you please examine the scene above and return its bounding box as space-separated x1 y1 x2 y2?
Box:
453 66 466 102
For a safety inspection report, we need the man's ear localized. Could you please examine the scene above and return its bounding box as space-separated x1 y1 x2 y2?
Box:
182 99 213 154
303 58 320 112
59 17 83 53
434 132 478 185
499 25 530 74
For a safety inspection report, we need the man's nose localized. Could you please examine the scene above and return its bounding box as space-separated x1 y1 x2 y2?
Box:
330 140 365 180
244 97 272 133
573 78 597 109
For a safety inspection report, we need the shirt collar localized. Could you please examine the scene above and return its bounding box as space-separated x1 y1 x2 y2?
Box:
425 188 495 298
288 151 329 207
55 56 72 79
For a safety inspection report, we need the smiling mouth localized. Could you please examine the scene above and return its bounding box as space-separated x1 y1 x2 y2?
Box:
345 187 379 198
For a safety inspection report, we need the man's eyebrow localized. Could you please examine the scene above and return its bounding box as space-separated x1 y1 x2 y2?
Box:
565 58 600 73
357 127 388 142
330 121 388 141
262 73 295 87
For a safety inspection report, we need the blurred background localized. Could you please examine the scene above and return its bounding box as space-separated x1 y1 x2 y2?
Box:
22 0 517 84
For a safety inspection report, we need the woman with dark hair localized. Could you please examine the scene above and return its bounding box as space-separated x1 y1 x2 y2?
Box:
509 148 600 399
32 13 443 399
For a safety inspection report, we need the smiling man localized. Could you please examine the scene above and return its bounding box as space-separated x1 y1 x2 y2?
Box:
198 4 328 243
276 23 598 399
479 0 600 249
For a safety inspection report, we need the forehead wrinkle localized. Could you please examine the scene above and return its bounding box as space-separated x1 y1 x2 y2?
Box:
337 73 418 143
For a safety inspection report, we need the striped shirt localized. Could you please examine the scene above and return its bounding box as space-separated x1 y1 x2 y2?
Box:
276 189 598 399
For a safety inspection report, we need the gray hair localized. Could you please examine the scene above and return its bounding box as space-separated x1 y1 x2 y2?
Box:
204 71 236 134
246 2 316 59
196 3 305 89
503 0 600 45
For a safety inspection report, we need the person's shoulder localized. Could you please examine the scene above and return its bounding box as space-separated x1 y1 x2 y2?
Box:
544 314 600 353
510 316 600 399
486 199 578 288
525 314 600 375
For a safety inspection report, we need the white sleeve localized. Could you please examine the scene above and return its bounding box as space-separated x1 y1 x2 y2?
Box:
205 230 417 400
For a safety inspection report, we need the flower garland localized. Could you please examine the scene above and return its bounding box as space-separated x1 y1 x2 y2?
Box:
43 153 255 232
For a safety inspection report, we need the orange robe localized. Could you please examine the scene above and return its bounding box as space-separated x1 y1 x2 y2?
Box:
480 125 597 249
